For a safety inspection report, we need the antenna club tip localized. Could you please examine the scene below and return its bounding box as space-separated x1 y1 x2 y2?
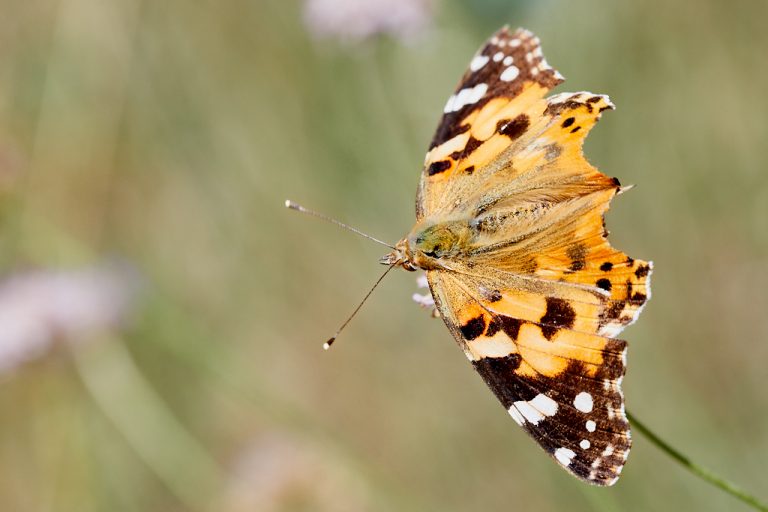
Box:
323 342 330 350
284 199 294 208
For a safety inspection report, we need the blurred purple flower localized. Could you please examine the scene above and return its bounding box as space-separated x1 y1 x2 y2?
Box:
304 0 434 43
0 263 139 374
412 272 434 308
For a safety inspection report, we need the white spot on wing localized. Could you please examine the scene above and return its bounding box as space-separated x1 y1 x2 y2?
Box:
574 392 594 413
513 393 558 425
580 439 591 450
492 51 504 62
466 83 488 105
470 54 489 71
454 87 472 108
443 83 488 113
507 405 525 426
586 420 596 432
470 338 517 358
554 447 576 466
443 94 456 113
530 393 558 417
500 65 520 82
601 324 623 337
502 55 513 66
513 400 544 425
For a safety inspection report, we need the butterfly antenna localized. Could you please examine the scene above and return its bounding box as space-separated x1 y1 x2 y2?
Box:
323 263 396 350
285 200 395 250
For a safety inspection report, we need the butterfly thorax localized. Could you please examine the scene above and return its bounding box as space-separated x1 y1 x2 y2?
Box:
381 219 473 271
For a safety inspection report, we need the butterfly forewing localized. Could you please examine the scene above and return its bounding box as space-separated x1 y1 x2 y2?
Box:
418 27 563 219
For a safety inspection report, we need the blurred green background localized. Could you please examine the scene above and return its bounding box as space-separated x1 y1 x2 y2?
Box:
0 0 766 511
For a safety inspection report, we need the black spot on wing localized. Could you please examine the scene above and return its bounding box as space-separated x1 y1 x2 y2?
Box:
600 262 613 272
460 315 486 340
485 318 501 337
566 243 587 272
634 264 650 278
450 136 483 160
427 160 452 175
544 97 586 116
600 301 625 325
498 114 530 140
486 315 523 340
561 117 575 128
539 298 576 340
596 278 612 292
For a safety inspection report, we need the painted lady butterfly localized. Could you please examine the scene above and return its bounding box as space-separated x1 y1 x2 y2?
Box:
292 26 652 486
381 26 652 486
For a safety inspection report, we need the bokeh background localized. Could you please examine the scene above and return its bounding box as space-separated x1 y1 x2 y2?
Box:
1 0 766 511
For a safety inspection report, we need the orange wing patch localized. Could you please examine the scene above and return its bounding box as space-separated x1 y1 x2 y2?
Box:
438 271 625 381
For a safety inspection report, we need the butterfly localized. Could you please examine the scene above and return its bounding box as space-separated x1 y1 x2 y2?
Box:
378 26 652 486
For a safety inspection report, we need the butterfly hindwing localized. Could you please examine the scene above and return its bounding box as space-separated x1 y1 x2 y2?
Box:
428 270 631 485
